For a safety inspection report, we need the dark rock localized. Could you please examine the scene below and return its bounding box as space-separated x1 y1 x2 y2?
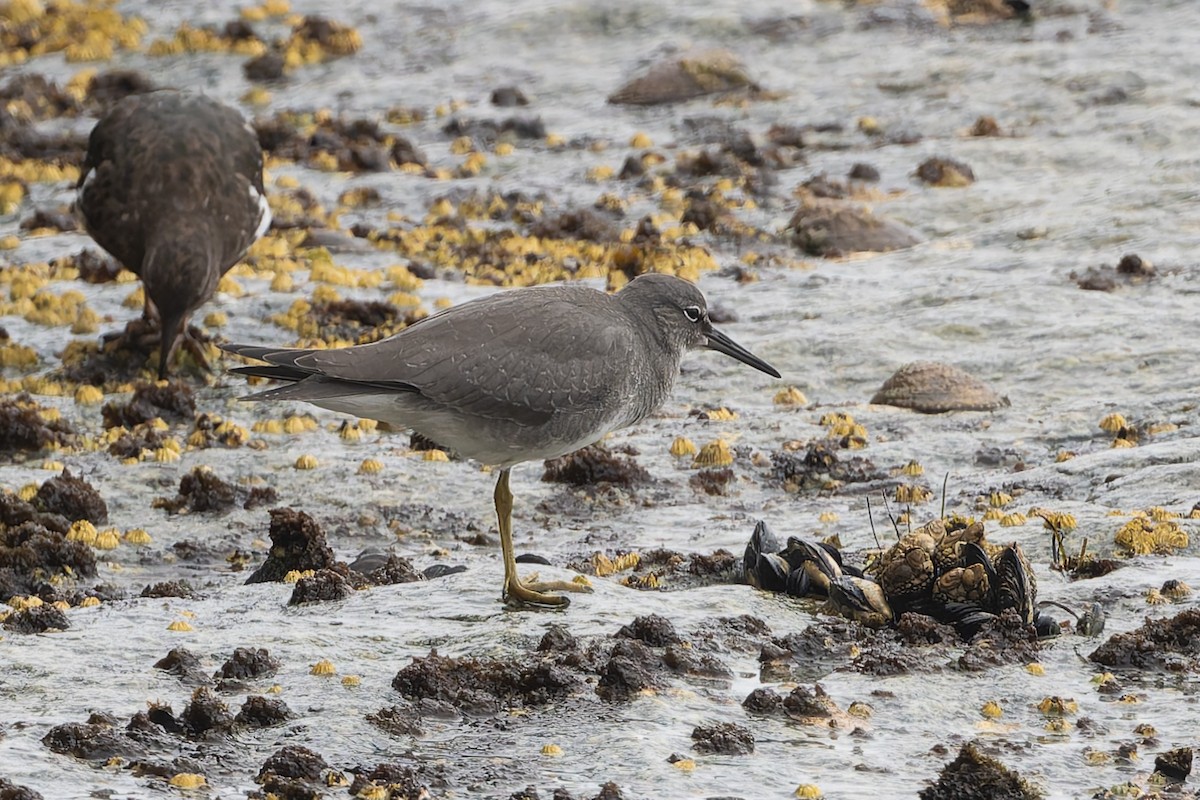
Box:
257 744 328 781
609 50 758 105
542 444 650 488
101 380 195 428
41 721 143 761
347 762 428 799
1089 608 1200 672
848 162 880 181
787 201 922 258
392 649 580 713
154 648 210 685
33 470 107 524
918 741 1041 800
366 701 426 736
289 568 355 604
617 614 680 647
0 394 76 453
244 51 286 82
2 604 69 633
180 687 234 737
154 467 238 514
1153 747 1192 782
915 157 975 186
235 695 292 727
0 777 44 799
691 721 754 755
245 508 338 584
537 624 578 653
742 686 783 714
490 86 529 107
216 647 280 681
597 639 663 701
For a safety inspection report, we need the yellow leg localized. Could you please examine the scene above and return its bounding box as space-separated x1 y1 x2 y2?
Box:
495 468 589 608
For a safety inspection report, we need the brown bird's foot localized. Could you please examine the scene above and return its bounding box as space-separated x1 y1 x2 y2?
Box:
177 325 214 372
101 317 161 353
502 575 592 609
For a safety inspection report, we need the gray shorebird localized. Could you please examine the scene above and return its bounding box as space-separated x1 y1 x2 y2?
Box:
76 90 271 378
223 273 780 607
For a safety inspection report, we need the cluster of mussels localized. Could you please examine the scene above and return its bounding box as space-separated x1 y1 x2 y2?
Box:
744 517 1062 640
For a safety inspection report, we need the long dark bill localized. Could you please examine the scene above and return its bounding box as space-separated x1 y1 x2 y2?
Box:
704 327 781 378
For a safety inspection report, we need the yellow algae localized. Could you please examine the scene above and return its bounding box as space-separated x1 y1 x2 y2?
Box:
73 385 104 405
670 758 695 771
203 310 228 328
773 386 807 406
93 529 120 550
357 785 387 800
123 529 152 545
154 446 180 463
283 415 317 434
593 552 639 576
358 458 384 475
692 440 733 468
167 620 193 632
421 449 449 462
341 675 361 687
310 659 336 675
1144 588 1167 605
67 520 98 545
168 773 206 789
1038 697 1077 716
283 570 314 584
79 596 100 608
253 419 285 435
540 744 563 757
847 701 872 718
794 785 823 799
630 132 653 148
981 701 1003 719
818 511 840 523
669 436 697 457
1111 438 1135 449
1026 663 1046 676
1000 512 1028 527
40 460 64 471
1099 413 1127 433
1115 518 1188 555
894 484 932 504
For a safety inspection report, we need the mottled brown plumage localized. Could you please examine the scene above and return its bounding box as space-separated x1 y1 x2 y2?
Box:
76 90 270 377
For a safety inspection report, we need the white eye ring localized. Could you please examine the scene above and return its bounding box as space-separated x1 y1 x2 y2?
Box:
683 305 703 323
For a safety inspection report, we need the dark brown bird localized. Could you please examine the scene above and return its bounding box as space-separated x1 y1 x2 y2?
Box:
76 90 270 378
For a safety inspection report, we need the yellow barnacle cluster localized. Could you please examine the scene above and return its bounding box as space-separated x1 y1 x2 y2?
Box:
1114 516 1188 556
773 386 807 406
894 484 932 504
692 439 733 468
593 551 640 577
147 21 265 57
0 0 145 67
669 436 697 457
819 411 867 441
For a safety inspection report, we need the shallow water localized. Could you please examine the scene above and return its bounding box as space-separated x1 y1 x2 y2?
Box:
2 0 1199 797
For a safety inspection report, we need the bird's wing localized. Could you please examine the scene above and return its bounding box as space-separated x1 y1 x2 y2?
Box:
297 288 637 426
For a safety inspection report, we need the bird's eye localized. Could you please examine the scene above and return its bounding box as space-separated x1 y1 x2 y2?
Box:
683 305 703 323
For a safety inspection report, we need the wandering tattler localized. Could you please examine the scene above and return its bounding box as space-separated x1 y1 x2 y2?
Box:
223 273 780 607
76 90 271 378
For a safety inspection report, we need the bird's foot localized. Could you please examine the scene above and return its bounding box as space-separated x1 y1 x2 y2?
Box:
179 326 215 373
102 317 161 353
503 575 592 609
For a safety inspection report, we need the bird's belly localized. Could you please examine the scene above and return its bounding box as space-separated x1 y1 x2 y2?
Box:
300 392 619 468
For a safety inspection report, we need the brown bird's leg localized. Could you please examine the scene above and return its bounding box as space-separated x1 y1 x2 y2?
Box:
495 468 590 608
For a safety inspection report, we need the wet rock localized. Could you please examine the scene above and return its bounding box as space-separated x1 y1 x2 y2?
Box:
609 50 759 105
0 394 76 453
538 624 578 653
915 156 975 187
236 695 292 728
154 467 238 515
244 50 286 82
597 639 663 701
691 721 754 755
1153 747 1192 782
257 744 328 781
958 609 1040 671
245 508 338 584
41 721 144 761
289 568 355 604
1088 608 1200 673
542 444 650 488
154 648 210 685
366 701 426 736
216 647 281 681
871 361 1009 413
617 614 681 647
363 553 424 586
309 298 406 340
742 687 784 714
919 740 1041 800
20 205 76 232
106 424 166 459
849 162 881 181
490 85 529 107
770 440 885 492
180 687 234 737
689 467 734 496
442 115 546 142
0 777 43 800
663 645 733 679
34 470 107 524
348 763 429 798
3 603 69 633
101 380 195 428
0 514 97 601
786 201 922 257
392 649 581 713
1070 253 1156 292
529 208 621 243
